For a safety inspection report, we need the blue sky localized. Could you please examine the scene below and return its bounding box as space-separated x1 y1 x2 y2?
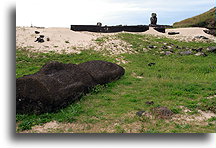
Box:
16 0 215 27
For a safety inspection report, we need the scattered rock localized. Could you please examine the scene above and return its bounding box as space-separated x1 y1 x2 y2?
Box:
148 63 156 66
145 101 154 105
39 35 45 38
175 46 181 49
148 45 154 49
16 61 125 114
151 106 173 119
46 37 50 41
194 36 209 40
160 51 172 55
192 48 203 52
162 45 168 49
136 111 145 117
167 46 172 49
179 51 192 55
206 46 216 53
35 31 40 34
194 52 207 56
204 29 216 36
168 32 180 35
35 37 44 43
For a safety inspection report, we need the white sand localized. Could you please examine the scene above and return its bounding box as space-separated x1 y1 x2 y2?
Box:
16 27 102 53
16 26 215 54
145 27 215 41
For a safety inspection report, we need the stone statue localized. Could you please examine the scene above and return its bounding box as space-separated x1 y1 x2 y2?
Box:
150 13 157 26
97 22 102 27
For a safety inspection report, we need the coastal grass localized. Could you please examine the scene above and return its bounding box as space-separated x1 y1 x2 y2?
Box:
16 33 216 133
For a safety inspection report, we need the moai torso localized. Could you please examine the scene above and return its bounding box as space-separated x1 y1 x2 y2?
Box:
150 13 157 26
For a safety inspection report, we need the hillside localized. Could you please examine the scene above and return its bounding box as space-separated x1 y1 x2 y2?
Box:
173 7 216 29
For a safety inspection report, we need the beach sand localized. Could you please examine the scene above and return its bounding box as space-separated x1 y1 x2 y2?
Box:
16 26 215 54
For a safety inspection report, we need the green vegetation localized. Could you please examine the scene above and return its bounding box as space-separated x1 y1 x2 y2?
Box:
16 33 216 133
173 7 216 28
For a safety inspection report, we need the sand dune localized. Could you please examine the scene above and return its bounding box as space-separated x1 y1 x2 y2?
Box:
16 27 215 54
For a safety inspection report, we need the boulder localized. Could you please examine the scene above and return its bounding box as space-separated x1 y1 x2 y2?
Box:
16 61 125 114
207 46 216 53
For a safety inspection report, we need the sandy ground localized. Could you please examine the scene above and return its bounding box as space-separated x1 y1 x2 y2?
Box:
16 26 215 54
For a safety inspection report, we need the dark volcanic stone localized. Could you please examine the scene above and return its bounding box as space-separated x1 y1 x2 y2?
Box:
145 101 154 105
40 35 45 38
35 31 40 34
16 61 125 114
207 46 216 53
192 48 203 52
168 32 180 35
78 60 125 85
204 29 216 36
35 37 45 43
148 63 156 66
136 111 145 117
154 27 165 33
194 36 209 40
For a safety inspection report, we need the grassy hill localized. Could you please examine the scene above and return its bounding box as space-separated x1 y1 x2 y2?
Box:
173 7 216 28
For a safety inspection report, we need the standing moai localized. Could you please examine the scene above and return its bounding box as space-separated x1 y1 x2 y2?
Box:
97 22 102 27
150 13 157 26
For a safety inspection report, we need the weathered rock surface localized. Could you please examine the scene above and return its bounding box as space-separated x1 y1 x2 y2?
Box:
207 46 216 53
79 60 125 85
16 61 125 114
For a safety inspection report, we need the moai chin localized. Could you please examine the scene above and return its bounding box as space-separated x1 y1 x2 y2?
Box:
150 13 157 26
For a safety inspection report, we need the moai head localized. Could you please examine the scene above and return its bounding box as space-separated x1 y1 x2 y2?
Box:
97 22 102 27
150 13 157 25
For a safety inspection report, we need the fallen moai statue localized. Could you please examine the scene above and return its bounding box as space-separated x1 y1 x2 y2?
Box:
16 61 125 114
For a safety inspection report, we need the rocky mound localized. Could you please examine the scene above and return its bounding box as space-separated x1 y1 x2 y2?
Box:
16 61 125 114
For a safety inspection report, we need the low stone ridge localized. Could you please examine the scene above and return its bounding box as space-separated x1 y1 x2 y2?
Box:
71 25 149 33
16 61 125 114
168 32 180 35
